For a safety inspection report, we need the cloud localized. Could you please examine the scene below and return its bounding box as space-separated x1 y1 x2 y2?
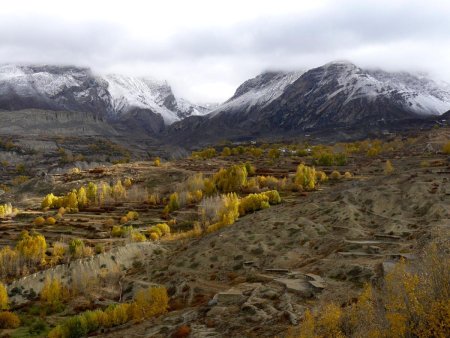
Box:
0 0 449 102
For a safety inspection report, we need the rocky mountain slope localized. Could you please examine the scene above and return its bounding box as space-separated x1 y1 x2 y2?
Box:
0 64 210 136
167 61 450 144
0 62 449 145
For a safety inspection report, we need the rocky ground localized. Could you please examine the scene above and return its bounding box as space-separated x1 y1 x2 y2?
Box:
0 127 449 337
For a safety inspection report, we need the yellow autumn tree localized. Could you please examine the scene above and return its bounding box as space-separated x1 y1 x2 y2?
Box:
15 230 47 265
295 164 316 190
0 282 8 310
384 160 394 175
41 276 67 311
77 186 88 209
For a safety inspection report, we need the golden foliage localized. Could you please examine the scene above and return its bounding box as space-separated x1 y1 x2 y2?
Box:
191 147 216 159
34 216 46 226
330 170 342 180
213 164 248 193
239 193 270 216
442 141 450 154
48 286 168 337
0 283 8 310
384 160 394 175
295 164 316 190
41 276 68 311
293 239 450 338
0 311 20 329
0 203 14 218
15 230 47 264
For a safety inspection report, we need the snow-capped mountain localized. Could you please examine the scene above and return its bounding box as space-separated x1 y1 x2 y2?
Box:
0 64 210 127
209 71 304 118
167 61 450 144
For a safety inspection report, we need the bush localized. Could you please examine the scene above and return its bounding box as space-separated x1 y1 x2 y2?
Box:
442 141 450 154
343 171 353 179
316 171 328 182
293 240 450 338
0 311 20 329
46 216 57 225
221 147 231 156
16 230 47 265
126 211 139 221
131 231 146 242
154 157 161 166
329 170 341 180
34 216 46 226
149 232 160 241
261 190 281 204
214 164 248 193
41 276 67 312
0 283 8 310
69 239 85 258
295 164 316 190
156 223 171 235
120 216 128 224
384 160 394 175
191 147 216 159
239 193 270 216
168 192 180 212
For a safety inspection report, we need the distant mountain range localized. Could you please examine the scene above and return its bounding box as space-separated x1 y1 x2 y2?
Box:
0 62 449 144
0 64 211 136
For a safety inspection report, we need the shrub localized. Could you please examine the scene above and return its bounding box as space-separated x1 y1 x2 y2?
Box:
0 203 14 218
221 147 231 156
149 232 160 241
111 225 133 238
0 311 20 329
384 160 394 175
168 192 180 212
268 148 280 159
295 164 316 190
41 277 67 311
214 164 248 193
156 223 171 235
329 170 341 180
86 182 97 204
343 171 353 179
261 190 282 204
154 157 161 167
46 216 57 225
69 239 85 258
192 147 216 159
148 225 163 237
316 171 328 182
131 231 146 242
132 286 169 320
120 216 128 224
200 193 239 229
148 193 160 205
442 141 450 154
314 152 334 166
16 230 47 265
34 216 46 226
0 283 8 310
126 211 139 221
239 193 270 216
124 178 132 188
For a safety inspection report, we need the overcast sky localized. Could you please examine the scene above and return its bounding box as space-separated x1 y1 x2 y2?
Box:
0 0 449 103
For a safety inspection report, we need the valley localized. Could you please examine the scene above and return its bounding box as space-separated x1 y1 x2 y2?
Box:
0 126 448 337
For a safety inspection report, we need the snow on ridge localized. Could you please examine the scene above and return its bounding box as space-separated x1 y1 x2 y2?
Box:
209 71 304 118
326 64 450 115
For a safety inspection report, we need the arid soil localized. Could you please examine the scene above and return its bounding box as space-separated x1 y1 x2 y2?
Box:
1 127 449 337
